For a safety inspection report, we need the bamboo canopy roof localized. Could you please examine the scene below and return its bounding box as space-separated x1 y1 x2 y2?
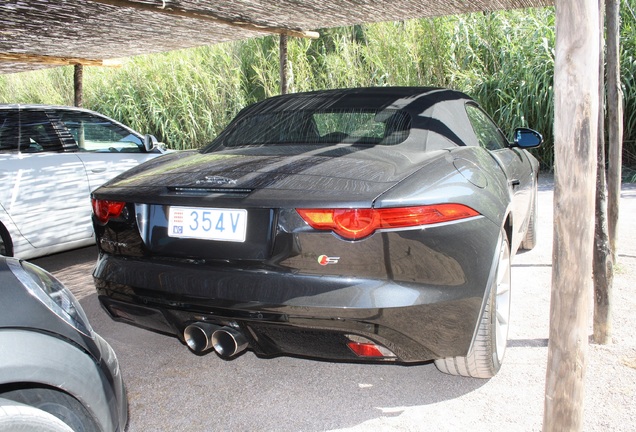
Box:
0 0 552 74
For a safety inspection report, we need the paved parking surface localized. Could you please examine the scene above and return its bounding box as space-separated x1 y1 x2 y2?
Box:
33 177 636 431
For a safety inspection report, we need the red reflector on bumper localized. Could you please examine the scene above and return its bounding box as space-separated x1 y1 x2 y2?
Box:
346 335 396 358
347 342 386 357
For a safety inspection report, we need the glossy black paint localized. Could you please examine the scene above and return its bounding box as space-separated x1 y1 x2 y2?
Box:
95 218 499 361
91 87 540 363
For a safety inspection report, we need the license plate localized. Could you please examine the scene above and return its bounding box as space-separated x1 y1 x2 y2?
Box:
168 207 247 242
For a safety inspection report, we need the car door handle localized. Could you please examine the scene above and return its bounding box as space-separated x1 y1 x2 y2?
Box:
91 168 107 173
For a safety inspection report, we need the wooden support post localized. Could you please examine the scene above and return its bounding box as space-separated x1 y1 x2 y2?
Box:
544 0 599 430
593 0 613 345
280 34 288 95
606 0 623 261
74 64 83 107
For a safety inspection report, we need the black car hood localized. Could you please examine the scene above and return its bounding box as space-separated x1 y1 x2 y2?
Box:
96 145 449 207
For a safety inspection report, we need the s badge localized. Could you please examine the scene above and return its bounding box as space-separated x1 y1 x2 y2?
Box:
318 255 340 265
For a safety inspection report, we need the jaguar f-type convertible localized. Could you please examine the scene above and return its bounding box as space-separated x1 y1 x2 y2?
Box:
91 87 541 378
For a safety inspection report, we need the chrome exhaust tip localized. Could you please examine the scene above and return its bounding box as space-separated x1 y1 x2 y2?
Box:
211 327 248 358
184 322 221 354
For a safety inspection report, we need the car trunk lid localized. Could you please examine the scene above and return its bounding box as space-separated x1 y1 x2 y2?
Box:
95 147 447 260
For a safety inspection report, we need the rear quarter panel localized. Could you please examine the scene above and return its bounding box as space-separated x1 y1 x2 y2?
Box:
375 146 510 229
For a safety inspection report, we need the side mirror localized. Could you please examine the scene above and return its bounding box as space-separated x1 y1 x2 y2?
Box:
143 134 158 152
512 128 542 149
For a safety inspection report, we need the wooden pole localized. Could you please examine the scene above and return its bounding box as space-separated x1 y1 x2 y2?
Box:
544 0 599 430
74 64 83 107
606 0 623 261
280 34 289 95
593 0 613 345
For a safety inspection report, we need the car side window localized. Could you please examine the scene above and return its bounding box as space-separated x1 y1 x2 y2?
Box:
2 110 70 153
59 112 143 153
10 110 65 153
465 104 508 151
0 110 19 152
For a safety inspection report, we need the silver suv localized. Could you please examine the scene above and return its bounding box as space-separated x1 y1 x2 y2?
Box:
0 105 166 259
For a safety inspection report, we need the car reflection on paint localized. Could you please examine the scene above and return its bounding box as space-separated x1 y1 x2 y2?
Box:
90 87 542 378
0 104 168 259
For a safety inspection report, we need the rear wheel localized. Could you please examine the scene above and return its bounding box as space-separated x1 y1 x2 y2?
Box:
0 398 73 432
0 389 98 432
0 223 11 256
434 232 511 378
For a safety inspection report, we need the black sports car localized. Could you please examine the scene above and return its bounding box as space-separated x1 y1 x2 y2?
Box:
91 87 541 378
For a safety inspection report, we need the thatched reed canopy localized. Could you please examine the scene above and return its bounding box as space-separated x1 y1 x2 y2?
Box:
0 0 552 74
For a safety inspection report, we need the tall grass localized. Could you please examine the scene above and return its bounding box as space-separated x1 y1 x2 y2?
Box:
84 46 246 148
0 67 74 105
446 11 556 168
1 5 635 170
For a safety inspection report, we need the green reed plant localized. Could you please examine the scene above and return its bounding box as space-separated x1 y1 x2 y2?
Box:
445 10 556 168
0 67 74 105
83 45 247 149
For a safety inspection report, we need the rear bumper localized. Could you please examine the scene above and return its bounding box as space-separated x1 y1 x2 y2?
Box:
94 249 497 363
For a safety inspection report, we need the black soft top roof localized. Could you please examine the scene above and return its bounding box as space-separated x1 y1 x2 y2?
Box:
241 87 472 113
209 87 479 150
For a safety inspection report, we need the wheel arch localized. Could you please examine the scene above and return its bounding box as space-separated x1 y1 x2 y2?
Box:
466 224 510 356
435 226 511 378
0 330 119 432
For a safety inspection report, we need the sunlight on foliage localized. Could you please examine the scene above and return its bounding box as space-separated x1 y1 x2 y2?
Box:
0 5 634 170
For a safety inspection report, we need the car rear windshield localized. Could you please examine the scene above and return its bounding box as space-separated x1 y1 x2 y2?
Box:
211 108 411 148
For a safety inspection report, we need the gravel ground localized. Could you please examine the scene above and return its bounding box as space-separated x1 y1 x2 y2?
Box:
328 176 636 432
35 175 636 431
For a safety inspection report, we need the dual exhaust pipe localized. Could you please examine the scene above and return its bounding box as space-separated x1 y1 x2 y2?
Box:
183 322 248 358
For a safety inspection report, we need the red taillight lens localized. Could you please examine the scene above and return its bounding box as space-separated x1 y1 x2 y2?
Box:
92 199 126 224
296 204 479 240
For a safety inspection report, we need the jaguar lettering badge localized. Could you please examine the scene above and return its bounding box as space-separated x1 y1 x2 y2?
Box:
196 175 237 185
318 255 340 265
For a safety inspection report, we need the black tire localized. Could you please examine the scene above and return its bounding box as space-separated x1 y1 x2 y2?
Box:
0 398 74 432
0 223 12 256
0 389 99 432
520 183 538 251
434 232 511 378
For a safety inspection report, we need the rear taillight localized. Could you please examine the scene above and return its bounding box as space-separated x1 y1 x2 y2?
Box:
92 199 126 224
296 204 479 240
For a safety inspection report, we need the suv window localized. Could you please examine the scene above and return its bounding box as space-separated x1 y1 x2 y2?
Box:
0 110 20 151
0 110 65 153
58 112 143 153
465 104 508 150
